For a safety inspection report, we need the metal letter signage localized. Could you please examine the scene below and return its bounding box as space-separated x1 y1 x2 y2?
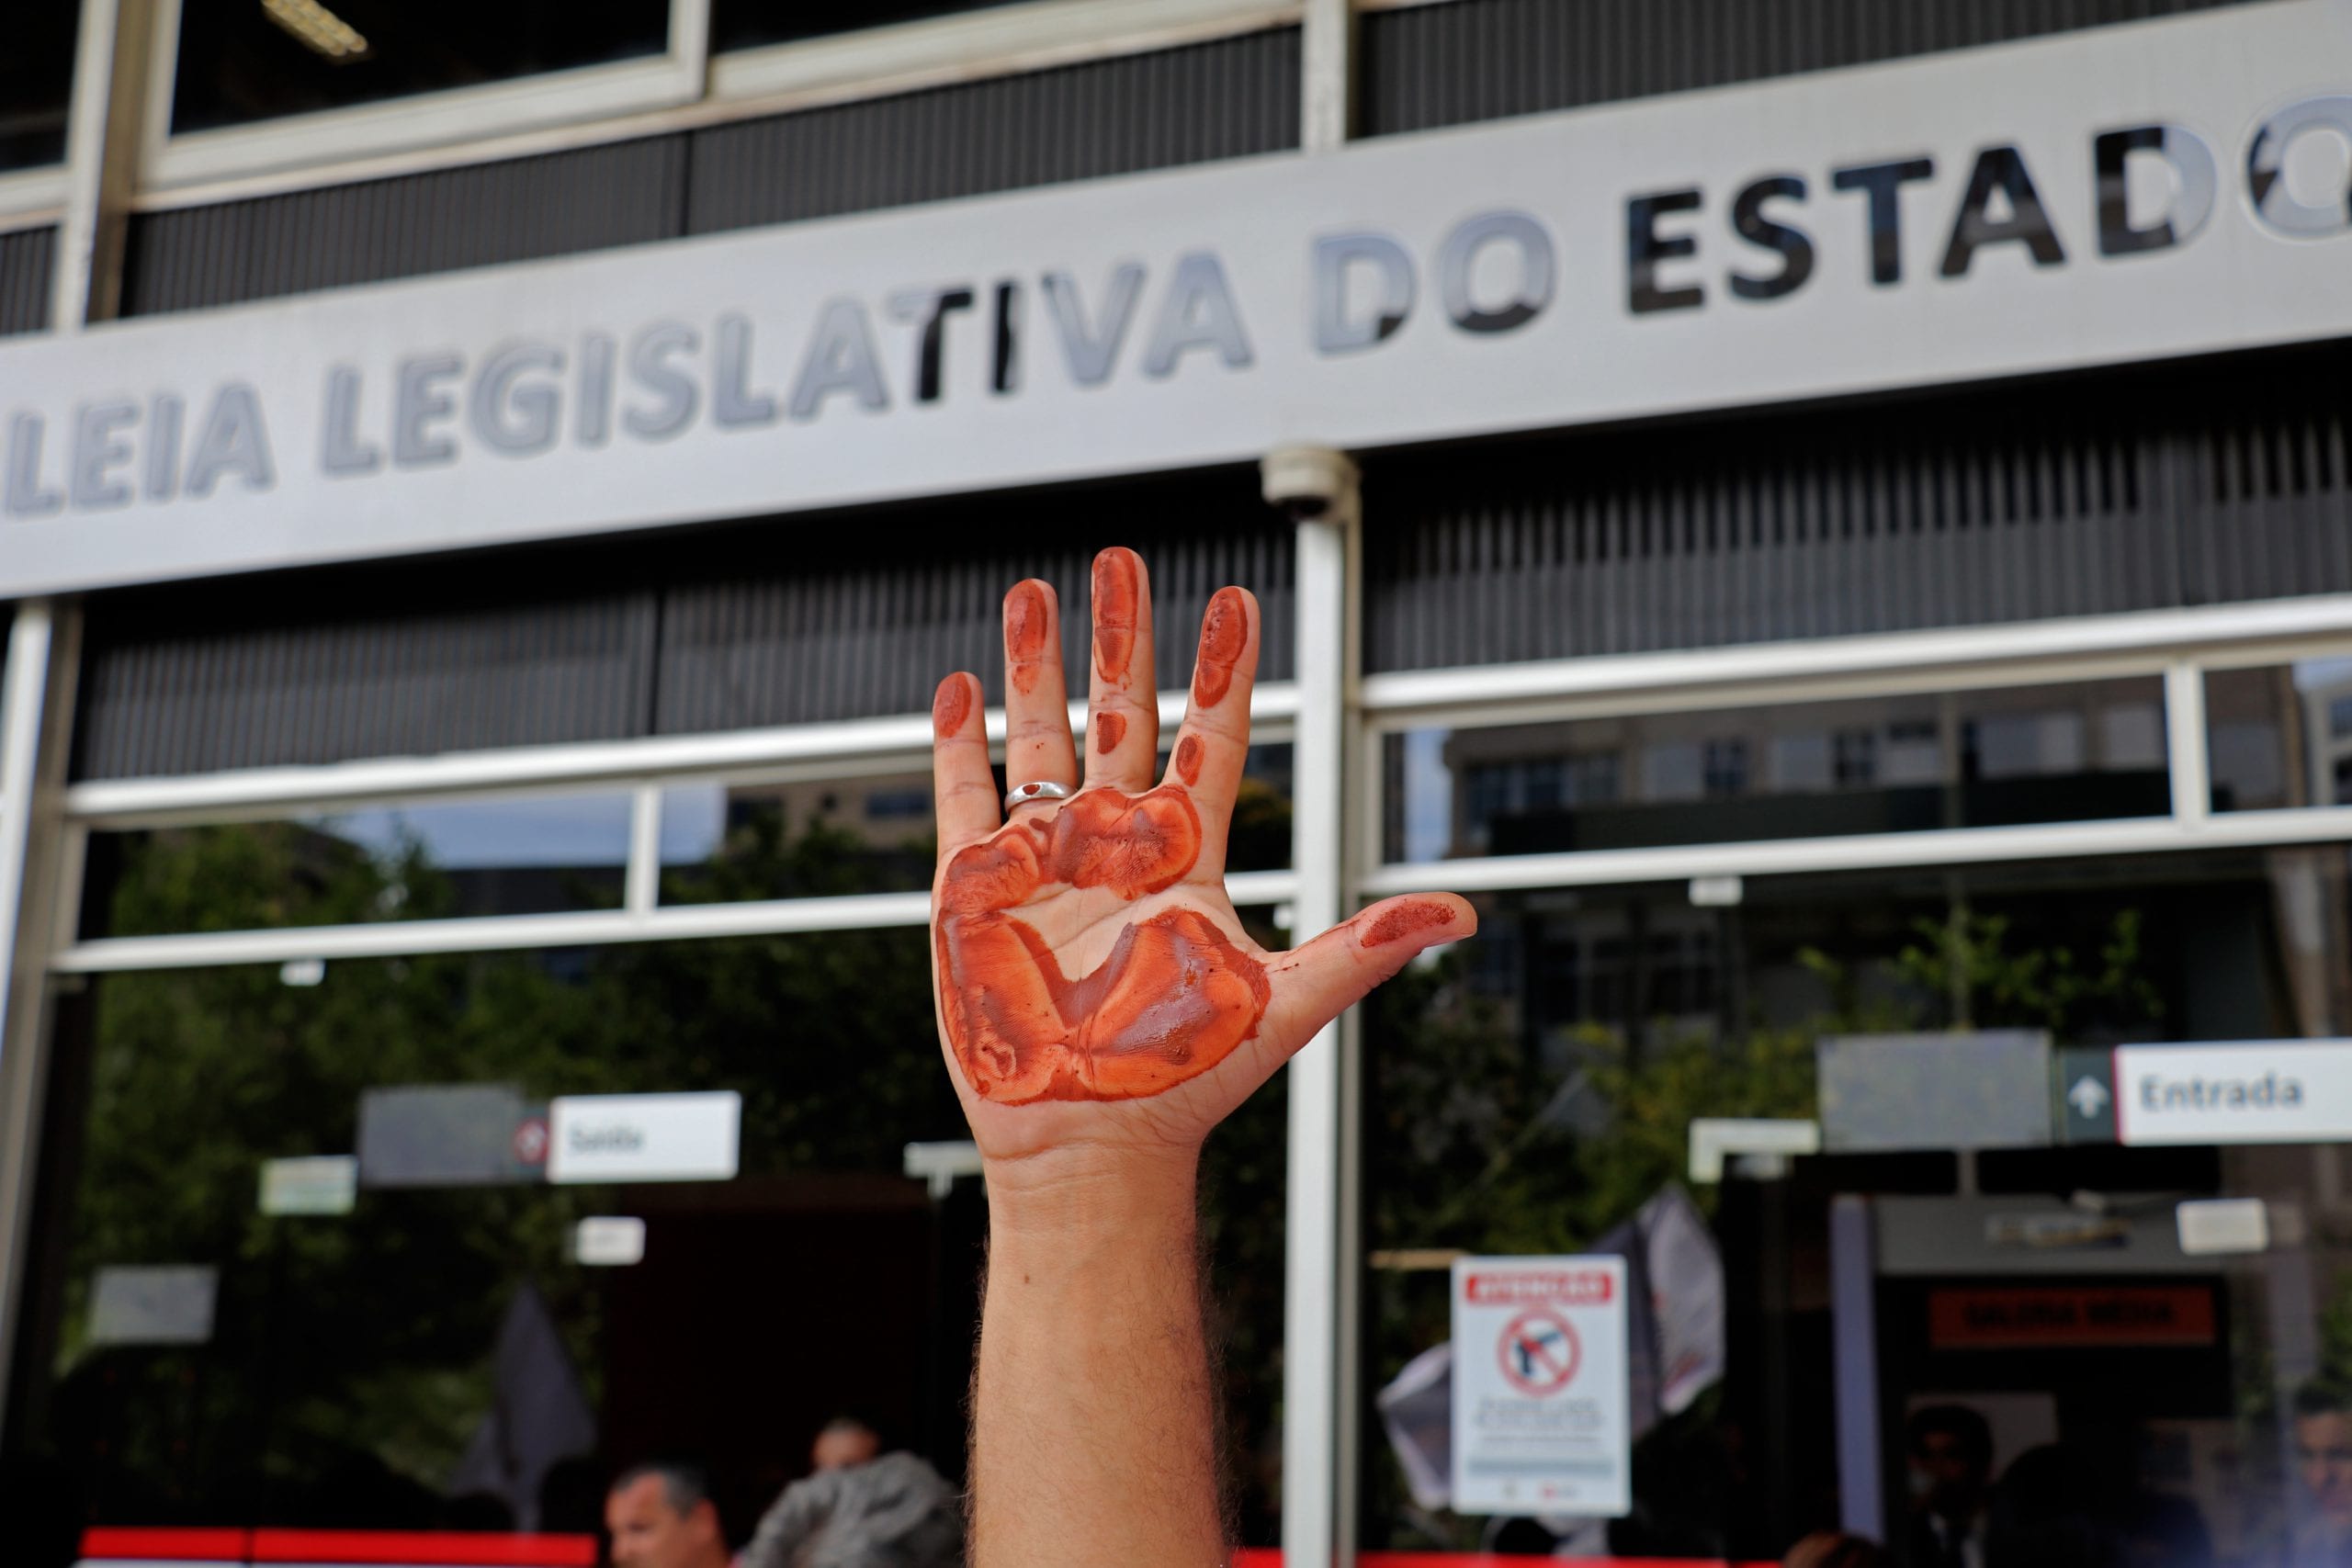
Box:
0 2 2345 594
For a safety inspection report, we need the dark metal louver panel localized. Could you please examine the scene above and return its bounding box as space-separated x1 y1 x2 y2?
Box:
1360 0 2271 136
0 225 53 335
686 27 1301 234
1363 344 2352 671
74 570 660 778
119 137 689 316
71 472 1294 778
654 471 1295 730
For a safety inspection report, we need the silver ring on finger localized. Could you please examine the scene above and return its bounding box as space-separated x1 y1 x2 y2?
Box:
1004 780 1074 812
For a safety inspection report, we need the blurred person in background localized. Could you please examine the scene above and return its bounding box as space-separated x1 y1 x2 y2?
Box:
1787 1531 1892 1568
2292 1382 2352 1567
738 1417 960 1568
1906 1404 1995 1568
607 1459 732 1568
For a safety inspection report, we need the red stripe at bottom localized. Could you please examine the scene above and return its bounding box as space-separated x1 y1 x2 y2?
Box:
81 1529 595 1567
252 1531 595 1566
82 1529 251 1562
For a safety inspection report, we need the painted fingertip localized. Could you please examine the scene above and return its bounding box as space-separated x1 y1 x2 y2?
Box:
933 672 977 739
1091 547 1143 683
1004 578 1055 649
1003 580 1057 697
1193 586 1251 707
1358 897 1476 950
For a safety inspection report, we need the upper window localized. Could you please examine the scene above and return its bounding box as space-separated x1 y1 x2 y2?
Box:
168 0 672 134
1383 677 2170 864
1 2 80 173
712 1 1023 53
2204 657 2352 812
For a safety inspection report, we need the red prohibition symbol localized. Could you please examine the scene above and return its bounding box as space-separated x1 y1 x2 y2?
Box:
1498 1306 1581 1396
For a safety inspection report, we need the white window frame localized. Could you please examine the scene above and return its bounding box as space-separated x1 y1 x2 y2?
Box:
1354 593 2352 897
0 0 89 229
51 683 1301 973
140 0 712 193
707 0 1299 113
0 172 69 230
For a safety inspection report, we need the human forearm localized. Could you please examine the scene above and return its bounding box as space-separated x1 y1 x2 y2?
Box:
971 1149 1225 1568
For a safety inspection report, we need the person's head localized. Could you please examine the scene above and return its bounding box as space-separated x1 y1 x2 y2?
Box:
605 1461 727 1568
1783 1531 1891 1568
2294 1382 2352 1535
1907 1404 1995 1518
811 1416 882 1472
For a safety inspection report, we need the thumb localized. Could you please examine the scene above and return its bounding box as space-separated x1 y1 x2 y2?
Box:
1263 895 1477 1050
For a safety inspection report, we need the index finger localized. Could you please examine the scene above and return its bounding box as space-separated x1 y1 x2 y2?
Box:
931 671 1000 852
1163 586 1259 874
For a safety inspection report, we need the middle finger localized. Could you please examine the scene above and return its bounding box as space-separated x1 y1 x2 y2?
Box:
1083 547 1159 791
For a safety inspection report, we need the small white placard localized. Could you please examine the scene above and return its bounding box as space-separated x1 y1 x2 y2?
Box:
2177 1199 2269 1257
259 1155 358 1215
2114 1043 2352 1146
1451 1256 1631 1517
87 1266 218 1347
573 1216 648 1267
1689 875 1744 908
548 1091 741 1184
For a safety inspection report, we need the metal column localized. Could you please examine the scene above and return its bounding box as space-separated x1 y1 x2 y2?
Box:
1282 12 1363 1560
1279 446 1365 1568
0 0 141 1421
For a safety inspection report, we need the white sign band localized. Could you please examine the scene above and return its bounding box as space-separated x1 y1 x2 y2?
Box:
0 3 2344 596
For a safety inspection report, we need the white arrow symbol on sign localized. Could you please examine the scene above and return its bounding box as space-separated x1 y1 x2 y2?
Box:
2068 1076 2110 1119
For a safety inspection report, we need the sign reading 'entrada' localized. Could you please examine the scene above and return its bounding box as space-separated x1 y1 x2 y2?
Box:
0 2 2344 594
2114 1043 2352 1147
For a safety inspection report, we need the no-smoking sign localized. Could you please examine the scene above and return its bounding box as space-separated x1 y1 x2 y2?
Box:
1452 1255 1630 1517
1498 1306 1581 1395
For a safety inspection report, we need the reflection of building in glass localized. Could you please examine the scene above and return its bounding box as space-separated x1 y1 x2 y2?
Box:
1430 681 2168 859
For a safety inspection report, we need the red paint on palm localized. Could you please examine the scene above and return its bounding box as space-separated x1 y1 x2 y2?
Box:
1193 587 1248 706
1092 548 1141 682
935 785 1270 1102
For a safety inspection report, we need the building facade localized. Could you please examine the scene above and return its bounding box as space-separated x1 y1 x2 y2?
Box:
3 2 2351 1564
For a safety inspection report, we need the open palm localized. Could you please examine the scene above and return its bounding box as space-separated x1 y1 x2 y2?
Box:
929 547 1474 1165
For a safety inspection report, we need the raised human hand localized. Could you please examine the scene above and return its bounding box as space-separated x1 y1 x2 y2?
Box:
928 547 1475 1168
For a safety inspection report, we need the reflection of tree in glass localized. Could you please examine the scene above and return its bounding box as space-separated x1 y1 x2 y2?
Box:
1362 946 1820 1553
1362 907 2175 1552
1832 907 2165 1038
47 814 973 1524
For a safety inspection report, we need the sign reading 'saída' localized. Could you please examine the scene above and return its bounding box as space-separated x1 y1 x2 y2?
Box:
0 1 2345 595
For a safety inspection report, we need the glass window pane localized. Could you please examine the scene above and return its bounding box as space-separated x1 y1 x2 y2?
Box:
85 793 633 937
714 1 1023 53
1382 678 2170 863
14 924 1283 1546
1363 846 2352 1560
2204 657 2352 811
169 0 671 135
13 938 966 1540
0 2 80 172
660 743 1294 903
